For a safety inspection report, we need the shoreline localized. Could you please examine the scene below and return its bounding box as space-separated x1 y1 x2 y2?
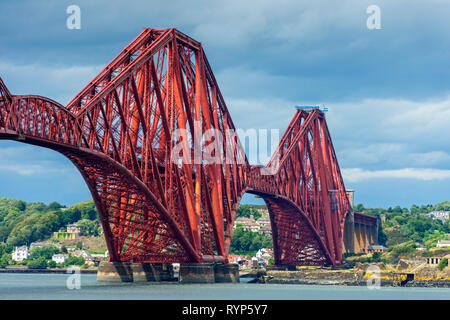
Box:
252 268 450 288
263 278 450 288
1 268 449 288
0 268 97 274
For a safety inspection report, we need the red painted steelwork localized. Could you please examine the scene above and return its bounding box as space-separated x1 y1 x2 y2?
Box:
0 28 367 266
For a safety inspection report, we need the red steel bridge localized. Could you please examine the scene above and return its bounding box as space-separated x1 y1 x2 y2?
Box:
0 28 377 266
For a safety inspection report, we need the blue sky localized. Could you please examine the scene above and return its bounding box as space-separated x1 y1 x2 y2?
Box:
1 0 450 208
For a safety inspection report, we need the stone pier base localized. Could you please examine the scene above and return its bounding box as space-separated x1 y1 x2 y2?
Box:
214 263 240 283
97 261 133 282
97 262 174 282
179 263 215 283
97 262 240 284
132 263 174 282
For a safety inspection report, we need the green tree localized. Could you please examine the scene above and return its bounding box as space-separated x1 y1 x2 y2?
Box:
230 226 272 253
59 207 81 226
236 204 261 220
29 245 60 260
439 258 448 271
0 253 10 268
410 204 420 215
27 256 47 269
392 206 403 213
76 219 99 236
371 251 382 262
47 260 57 268
64 255 85 266
47 201 63 211
438 257 448 271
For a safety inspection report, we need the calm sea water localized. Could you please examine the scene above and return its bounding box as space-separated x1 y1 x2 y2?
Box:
0 273 448 300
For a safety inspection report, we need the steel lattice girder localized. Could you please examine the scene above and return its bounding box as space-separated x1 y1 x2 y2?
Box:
0 28 362 266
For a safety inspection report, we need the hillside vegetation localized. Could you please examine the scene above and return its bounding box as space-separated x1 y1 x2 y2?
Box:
0 198 100 247
354 201 450 248
0 198 448 265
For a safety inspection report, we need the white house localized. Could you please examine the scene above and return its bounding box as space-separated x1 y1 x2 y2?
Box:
256 214 271 228
426 211 449 222
12 246 29 262
66 224 81 234
256 248 273 259
52 254 66 264
436 240 450 248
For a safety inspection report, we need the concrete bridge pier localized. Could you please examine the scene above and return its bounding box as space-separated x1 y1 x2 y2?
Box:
214 263 240 283
342 211 355 253
342 211 380 254
178 263 216 283
97 261 133 282
97 262 174 282
97 262 240 283
178 263 240 283
352 212 379 253
131 263 174 282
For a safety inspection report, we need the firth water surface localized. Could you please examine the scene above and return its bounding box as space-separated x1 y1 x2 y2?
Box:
0 273 448 300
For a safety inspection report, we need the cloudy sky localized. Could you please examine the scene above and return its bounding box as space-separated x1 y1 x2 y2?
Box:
0 0 449 208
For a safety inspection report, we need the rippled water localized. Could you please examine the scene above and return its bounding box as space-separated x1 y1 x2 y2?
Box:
0 273 448 300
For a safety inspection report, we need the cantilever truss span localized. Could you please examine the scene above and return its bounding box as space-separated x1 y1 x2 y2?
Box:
0 28 352 266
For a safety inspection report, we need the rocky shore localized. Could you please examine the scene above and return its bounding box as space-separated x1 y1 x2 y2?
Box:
263 276 450 287
403 280 450 288
252 263 450 288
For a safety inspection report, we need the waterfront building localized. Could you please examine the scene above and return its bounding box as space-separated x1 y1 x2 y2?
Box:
426 255 450 266
12 246 29 262
90 253 107 262
362 244 387 254
255 248 273 266
73 249 91 259
52 254 67 264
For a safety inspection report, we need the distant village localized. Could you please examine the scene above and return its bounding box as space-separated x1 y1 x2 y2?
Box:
7 207 450 271
10 223 107 267
229 208 274 269
234 208 272 235
9 215 274 270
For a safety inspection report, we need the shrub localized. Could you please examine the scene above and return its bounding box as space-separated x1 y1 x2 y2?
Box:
438 258 448 271
47 260 57 268
64 255 85 266
27 257 47 269
371 252 382 262
29 245 60 260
